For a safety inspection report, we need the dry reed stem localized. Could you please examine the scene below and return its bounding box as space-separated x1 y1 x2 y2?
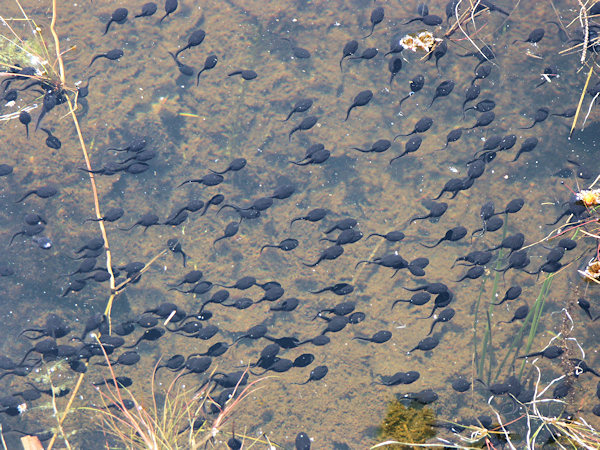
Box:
570 64 594 138
42 0 116 445
48 368 72 449
576 0 589 64
0 424 7 450
92 334 159 448
46 370 86 449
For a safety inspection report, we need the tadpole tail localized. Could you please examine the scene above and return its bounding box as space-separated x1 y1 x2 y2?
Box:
289 217 303 228
15 191 34 203
8 231 24 246
309 288 327 294
518 122 535 130
88 54 103 68
409 215 427 224
280 111 294 122
362 25 375 39
289 160 309 166
302 259 319 268
103 21 112 36
177 179 195 188
259 245 275 254
420 239 441 249
354 260 371 270
344 108 352 121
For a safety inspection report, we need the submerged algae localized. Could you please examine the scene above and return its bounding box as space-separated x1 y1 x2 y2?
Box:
377 398 436 448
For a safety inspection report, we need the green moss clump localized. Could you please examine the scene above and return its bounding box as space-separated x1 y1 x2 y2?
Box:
377 399 436 448
0 24 48 73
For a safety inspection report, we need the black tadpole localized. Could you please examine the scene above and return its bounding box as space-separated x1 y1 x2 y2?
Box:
394 117 433 139
168 51 194 77
293 365 328 385
178 173 223 188
119 213 159 232
407 336 439 354
303 245 344 267
106 136 148 153
366 230 405 242
363 6 384 38
428 308 455 335
431 40 447 73
512 137 539 162
290 149 329 166
420 226 467 248
437 128 462 150
471 64 491 86
19 111 31 138
88 49 123 68
518 345 563 360
124 328 165 348
388 56 403 86
409 200 447 224
210 157 246 175
289 116 318 141
200 194 224 216
512 28 545 45
213 222 240 247
389 136 422 163
455 266 484 282
344 90 373 121
260 238 298 254
103 8 128 35
167 238 187 267
15 185 58 203
398 75 425 109
353 330 391 344
404 14 443 26
519 107 549 130
428 80 454 108
348 47 378 61
340 40 358 71
391 292 431 309
40 128 61 149
290 208 329 227
493 286 522 305
159 0 178 23
355 254 408 277
35 90 59 131
578 298 593 320
313 302 355 322
464 111 495 130
280 98 313 122
174 29 206 58
134 2 157 18
228 69 257 80
498 305 529 324
196 55 218 85
352 139 391 153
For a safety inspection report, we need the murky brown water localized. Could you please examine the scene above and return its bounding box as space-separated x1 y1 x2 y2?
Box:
1 0 600 448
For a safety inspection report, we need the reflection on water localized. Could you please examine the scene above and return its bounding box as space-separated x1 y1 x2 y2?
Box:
0 0 600 447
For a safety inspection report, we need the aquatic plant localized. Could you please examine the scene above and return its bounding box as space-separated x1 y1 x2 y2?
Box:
86 338 270 449
375 398 436 448
0 20 46 75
